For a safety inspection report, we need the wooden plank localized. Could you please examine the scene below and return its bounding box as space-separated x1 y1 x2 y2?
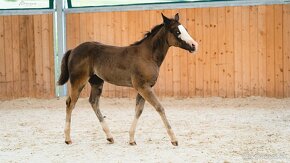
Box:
66 14 74 50
86 13 94 41
11 16 20 98
178 9 189 97
249 6 259 96
233 7 243 97
194 8 204 97
217 7 227 97
93 13 101 47
209 8 218 97
113 11 123 98
33 15 44 98
27 15 36 97
73 14 80 48
202 8 211 97
266 5 275 97
225 7 235 97
19 16 29 97
41 14 51 98
186 8 196 97
4 16 13 98
283 4 290 97
0 16 6 98
257 6 267 97
274 5 284 98
241 7 250 97
48 14 55 97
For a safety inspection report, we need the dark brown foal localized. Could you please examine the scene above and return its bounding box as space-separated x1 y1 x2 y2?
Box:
58 13 198 146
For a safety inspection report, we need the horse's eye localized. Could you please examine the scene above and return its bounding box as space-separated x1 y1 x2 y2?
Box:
176 31 180 34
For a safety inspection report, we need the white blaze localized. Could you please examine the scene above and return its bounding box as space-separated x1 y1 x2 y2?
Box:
177 25 198 51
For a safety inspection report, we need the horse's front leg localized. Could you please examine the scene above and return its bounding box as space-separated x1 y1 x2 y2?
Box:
137 86 178 146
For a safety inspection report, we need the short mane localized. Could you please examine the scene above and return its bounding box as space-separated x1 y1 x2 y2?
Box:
131 23 164 46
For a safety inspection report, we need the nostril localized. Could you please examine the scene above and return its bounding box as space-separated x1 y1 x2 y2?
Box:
192 44 195 50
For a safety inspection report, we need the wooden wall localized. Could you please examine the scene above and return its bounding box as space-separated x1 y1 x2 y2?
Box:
0 4 289 100
66 4 290 98
0 14 55 99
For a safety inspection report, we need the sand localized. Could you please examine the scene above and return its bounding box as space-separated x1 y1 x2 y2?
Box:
0 97 290 162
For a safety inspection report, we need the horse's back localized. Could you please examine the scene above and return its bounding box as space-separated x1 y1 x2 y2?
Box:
67 41 132 85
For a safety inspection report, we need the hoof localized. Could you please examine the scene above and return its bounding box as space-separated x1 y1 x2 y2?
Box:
65 140 72 145
107 138 114 144
129 141 137 146
171 141 178 146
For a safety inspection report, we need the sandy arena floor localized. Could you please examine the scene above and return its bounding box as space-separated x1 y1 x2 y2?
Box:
0 97 290 162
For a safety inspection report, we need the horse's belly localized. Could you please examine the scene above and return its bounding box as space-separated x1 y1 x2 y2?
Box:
94 68 132 87
107 79 132 87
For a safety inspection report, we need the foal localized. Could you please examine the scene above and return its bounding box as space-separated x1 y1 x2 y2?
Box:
58 13 198 146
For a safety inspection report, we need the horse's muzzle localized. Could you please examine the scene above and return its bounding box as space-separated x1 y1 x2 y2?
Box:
189 44 196 53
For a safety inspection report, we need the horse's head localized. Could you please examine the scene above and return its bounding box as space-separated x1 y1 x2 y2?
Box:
162 13 198 53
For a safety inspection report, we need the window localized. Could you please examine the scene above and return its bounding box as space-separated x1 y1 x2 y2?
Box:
68 0 209 8
0 0 53 9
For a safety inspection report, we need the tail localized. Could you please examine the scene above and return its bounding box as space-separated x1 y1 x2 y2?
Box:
57 50 72 85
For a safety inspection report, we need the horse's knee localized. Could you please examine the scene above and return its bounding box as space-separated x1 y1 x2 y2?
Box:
135 94 144 105
155 105 165 113
136 108 143 118
89 92 94 104
96 87 103 95
89 95 97 105
66 97 71 108
89 86 102 105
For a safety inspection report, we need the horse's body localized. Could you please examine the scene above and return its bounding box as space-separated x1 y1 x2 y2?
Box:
63 41 160 88
58 13 198 146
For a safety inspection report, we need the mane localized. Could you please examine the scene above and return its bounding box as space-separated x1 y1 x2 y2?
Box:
131 23 164 46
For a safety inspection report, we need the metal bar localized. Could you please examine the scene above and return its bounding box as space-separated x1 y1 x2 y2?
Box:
55 0 67 97
0 9 55 15
64 0 289 13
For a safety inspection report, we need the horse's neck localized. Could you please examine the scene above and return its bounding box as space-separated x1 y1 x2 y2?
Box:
147 28 170 67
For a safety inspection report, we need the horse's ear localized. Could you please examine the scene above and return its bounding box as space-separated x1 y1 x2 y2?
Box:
174 13 179 21
161 13 171 26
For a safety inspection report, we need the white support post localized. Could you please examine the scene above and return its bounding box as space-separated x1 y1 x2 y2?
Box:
55 0 67 97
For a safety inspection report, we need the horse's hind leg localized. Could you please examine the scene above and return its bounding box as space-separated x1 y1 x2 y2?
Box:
89 75 114 144
64 79 86 144
129 93 145 145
